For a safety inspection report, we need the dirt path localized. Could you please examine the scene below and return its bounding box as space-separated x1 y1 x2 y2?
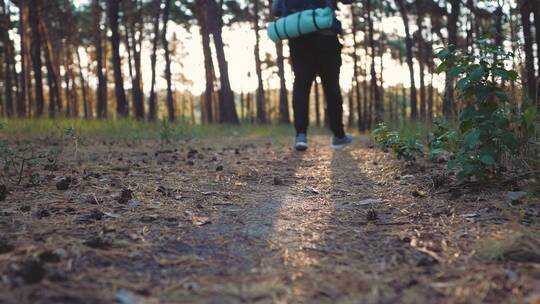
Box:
0 136 538 303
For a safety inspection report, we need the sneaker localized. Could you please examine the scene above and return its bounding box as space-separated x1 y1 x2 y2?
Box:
295 133 308 151
331 133 353 150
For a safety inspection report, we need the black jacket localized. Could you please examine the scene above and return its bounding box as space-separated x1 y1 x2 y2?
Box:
271 0 354 17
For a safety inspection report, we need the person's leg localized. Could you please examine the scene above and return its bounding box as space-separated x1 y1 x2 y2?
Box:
316 34 345 138
290 36 317 135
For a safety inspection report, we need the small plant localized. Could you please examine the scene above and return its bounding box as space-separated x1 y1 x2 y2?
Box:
372 123 424 161
437 38 521 180
159 119 175 143
427 119 458 161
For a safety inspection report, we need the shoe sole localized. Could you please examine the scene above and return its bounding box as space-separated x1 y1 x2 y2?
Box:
295 142 308 151
330 140 353 150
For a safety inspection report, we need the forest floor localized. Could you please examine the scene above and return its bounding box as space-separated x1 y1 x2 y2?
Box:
1 126 540 304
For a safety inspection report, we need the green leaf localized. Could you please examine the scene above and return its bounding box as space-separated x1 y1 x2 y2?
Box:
469 65 486 82
436 62 448 74
463 129 481 148
494 90 509 101
437 49 450 60
480 154 495 165
456 78 469 91
448 66 465 78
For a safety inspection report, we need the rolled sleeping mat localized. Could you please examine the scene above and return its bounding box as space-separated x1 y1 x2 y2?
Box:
267 7 335 42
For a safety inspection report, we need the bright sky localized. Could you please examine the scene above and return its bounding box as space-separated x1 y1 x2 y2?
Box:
135 3 445 95
32 1 447 95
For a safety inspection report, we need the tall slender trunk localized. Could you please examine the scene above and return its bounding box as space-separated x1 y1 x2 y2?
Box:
162 0 175 121
1 0 14 117
443 0 460 117
107 0 128 118
350 3 361 128
93 0 107 118
254 0 266 123
396 0 417 120
521 0 536 103
195 0 215 124
40 15 61 118
276 40 289 123
531 0 540 105
315 77 321 127
29 0 44 117
148 0 161 121
367 0 381 124
126 0 144 119
416 10 427 121
76 49 91 119
18 0 30 117
207 0 239 124
362 12 369 130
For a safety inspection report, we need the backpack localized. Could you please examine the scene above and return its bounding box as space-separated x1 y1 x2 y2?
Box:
272 0 333 17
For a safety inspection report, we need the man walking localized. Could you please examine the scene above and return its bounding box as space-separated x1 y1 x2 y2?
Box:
272 0 354 151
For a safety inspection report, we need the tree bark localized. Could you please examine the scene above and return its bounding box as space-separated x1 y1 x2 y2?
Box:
443 0 460 118
39 13 61 118
315 77 321 127
276 41 289 124
148 0 161 121
1 0 14 117
107 0 128 118
521 0 536 102
396 0 417 120
195 0 215 123
207 0 239 124
350 3 361 128
125 0 144 120
367 0 382 124
531 0 540 104
162 0 175 121
253 0 266 123
93 0 107 118
76 48 91 119
28 0 44 117
416 9 427 121
18 0 32 117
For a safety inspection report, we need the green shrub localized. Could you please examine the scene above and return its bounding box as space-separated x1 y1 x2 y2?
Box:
372 123 424 161
437 38 523 180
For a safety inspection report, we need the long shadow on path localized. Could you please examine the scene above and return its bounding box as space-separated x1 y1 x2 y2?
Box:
289 148 444 303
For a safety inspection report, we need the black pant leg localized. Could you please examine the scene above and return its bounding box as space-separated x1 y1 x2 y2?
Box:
316 35 345 138
290 36 317 135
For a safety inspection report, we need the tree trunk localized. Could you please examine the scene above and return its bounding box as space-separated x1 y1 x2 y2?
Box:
195 0 215 123
367 0 382 124
1 0 14 117
315 77 321 127
28 0 44 117
39 15 61 118
443 0 460 117
162 0 175 121
531 0 540 105
350 3 361 128
396 0 417 120
18 0 31 117
148 0 161 121
76 49 91 119
125 0 144 120
107 0 128 118
207 0 239 124
276 40 289 123
521 0 536 102
253 0 266 123
416 9 427 121
93 0 107 118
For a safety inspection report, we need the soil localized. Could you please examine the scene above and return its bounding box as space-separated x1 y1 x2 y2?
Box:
0 135 539 304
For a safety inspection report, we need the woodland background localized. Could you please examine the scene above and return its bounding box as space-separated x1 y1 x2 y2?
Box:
0 0 539 127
